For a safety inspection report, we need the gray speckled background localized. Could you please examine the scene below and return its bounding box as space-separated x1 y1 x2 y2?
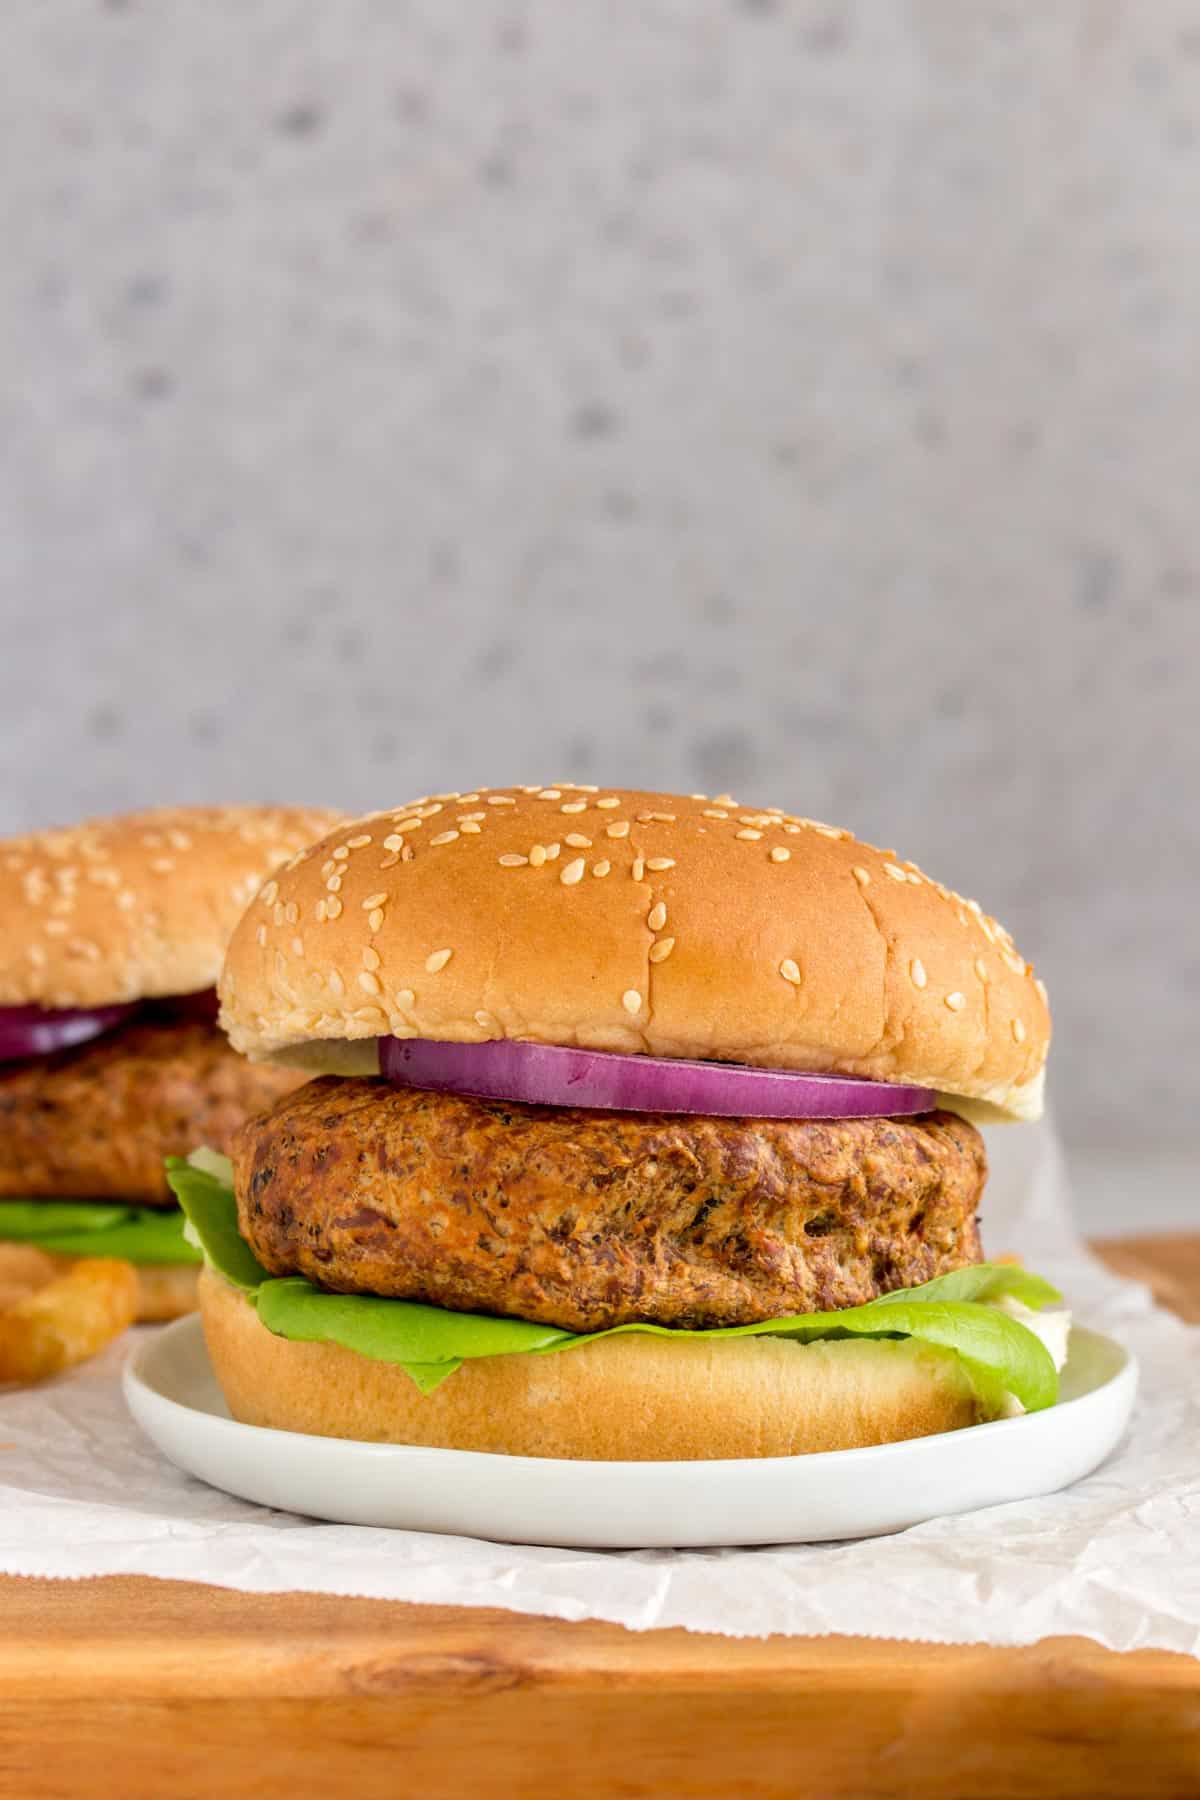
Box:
2 3 1198 1192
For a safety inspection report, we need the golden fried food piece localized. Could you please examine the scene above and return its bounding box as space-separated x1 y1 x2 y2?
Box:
234 1078 987 1333
0 1000 306 1203
0 1242 59 1311
0 1257 137 1385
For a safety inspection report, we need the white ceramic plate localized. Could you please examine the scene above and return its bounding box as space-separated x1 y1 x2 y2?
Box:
124 1319 1136 1549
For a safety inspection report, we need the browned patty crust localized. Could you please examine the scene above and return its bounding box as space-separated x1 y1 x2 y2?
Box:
233 1078 987 1332
0 1000 306 1203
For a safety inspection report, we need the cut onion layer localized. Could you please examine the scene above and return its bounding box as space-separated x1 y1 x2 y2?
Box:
0 1002 141 1063
379 1036 935 1119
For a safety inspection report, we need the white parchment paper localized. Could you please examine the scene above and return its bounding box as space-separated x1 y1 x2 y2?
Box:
1 1120 1197 1647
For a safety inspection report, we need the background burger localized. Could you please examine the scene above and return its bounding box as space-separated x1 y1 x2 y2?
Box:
175 786 1067 1460
0 804 340 1323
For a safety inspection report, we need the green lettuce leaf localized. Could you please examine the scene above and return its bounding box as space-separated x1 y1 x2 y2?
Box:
170 1152 1062 1412
0 1198 201 1266
164 1155 270 1290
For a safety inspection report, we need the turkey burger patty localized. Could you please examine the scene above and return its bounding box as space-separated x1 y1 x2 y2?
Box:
232 1076 987 1333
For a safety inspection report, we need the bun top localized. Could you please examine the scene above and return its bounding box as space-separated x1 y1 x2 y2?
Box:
219 786 1051 1121
0 805 343 1009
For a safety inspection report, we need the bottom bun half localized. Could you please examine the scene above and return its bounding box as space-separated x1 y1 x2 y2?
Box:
199 1268 991 1461
128 1262 200 1323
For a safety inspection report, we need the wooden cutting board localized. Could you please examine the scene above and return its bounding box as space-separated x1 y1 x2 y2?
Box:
1 1233 1196 1800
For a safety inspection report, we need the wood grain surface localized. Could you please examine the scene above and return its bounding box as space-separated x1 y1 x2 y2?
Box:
1 1234 1196 1800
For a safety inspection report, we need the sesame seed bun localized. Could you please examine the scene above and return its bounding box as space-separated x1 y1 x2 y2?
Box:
198 1266 989 1461
219 787 1050 1122
0 806 343 1010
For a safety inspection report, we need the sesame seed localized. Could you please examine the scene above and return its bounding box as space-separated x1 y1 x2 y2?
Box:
475 1010 499 1032
151 856 175 874
638 811 676 823
779 958 802 985
347 835 372 849
498 853 529 867
333 847 350 862
564 833 592 849
1035 977 1047 1003
945 992 966 1012
328 970 345 996
430 830 459 846
910 958 927 989
712 793 736 807
538 789 562 800
595 797 620 809
593 860 611 877
560 801 588 814
285 901 299 925
255 924 267 947
369 909 384 932
292 936 304 957
605 820 631 839
975 958 989 983
545 843 561 861
770 847 791 864
273 903 286 927
1012 1018 1027 1043
622 989 642 1014
426 948 452 973
784 824 803 835
459 795 480 804
382 836 404 853
260 881 278 906
814 824 846 840
315 900 327 922
703 809 729 820
326 875 342 893
361 893 387 910
735 828 762 842
401 845 414 863
488 796 516 806
379 854 399 871
646 856 675 871
649 937 676 963
325 896 343 919
884 864 907 882
394 816 423 831
631 857 646 881
459 812 487 823
395 989 414 1009
647 901 667 931
529 844 547 867
460 822 481 834
362 946 381 971
560 857 586 886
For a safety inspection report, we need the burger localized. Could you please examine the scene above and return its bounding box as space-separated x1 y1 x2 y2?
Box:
174 786 1068 1460
0 805 341 1321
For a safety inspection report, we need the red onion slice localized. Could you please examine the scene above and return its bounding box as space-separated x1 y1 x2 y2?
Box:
0 1002 141 1063
379 1037 935 1119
